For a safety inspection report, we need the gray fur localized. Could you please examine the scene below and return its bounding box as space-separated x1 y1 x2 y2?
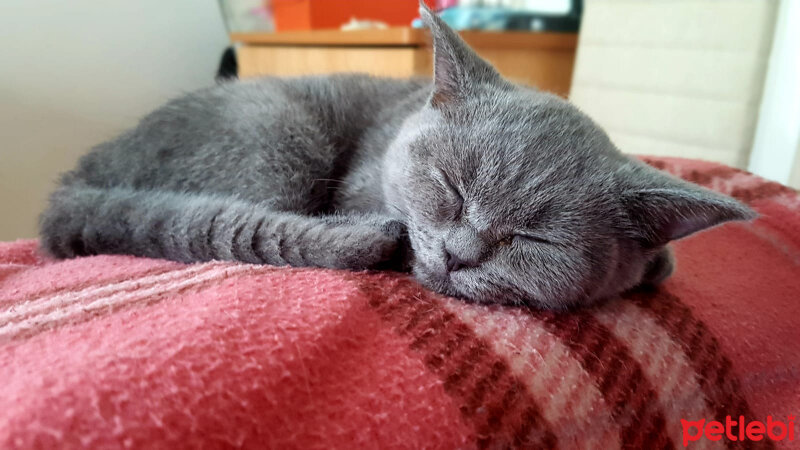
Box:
40 3 754 309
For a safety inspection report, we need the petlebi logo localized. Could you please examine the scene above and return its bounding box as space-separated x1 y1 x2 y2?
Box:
681 415 795 447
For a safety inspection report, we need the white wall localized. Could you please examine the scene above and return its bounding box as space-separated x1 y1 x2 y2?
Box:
748 0 800 188
791 141 800 188
0 0 229 240
570 0 776 169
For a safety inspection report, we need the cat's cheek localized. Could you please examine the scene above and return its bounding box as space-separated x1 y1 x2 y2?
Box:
407 234 446 279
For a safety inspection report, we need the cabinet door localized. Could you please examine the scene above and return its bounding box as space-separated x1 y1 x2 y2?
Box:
237 46 423 79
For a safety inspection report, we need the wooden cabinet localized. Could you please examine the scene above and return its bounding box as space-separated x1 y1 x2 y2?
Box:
231 28 577 96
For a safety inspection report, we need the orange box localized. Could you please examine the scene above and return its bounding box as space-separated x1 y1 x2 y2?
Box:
271 0 435 31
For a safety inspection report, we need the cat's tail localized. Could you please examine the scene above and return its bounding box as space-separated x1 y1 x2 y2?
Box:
39 183 403 269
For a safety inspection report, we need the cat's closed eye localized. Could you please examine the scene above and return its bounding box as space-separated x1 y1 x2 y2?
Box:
437 170 464 220
495 234 553 248
513 233 554 246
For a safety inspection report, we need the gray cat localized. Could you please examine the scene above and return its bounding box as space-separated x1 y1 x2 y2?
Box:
39 3 754 310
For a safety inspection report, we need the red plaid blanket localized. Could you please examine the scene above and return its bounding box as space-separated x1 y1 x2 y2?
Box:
1 157 798 449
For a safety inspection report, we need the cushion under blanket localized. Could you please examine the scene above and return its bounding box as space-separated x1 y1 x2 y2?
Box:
1 157 798 449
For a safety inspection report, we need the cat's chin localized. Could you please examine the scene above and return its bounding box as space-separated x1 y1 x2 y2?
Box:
413 257 602 310
412 263 527 307
412 264 578 310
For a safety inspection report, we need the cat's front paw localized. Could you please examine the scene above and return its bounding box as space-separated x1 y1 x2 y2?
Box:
339 220 412 272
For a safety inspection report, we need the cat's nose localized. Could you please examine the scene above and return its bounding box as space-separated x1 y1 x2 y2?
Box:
445 250 478 272
444 226 486 272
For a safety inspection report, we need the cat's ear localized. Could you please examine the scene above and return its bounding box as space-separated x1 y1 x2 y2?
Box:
620 167 756 247
418 1 501 107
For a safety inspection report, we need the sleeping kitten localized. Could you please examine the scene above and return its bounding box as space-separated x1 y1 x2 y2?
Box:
39 3 754 310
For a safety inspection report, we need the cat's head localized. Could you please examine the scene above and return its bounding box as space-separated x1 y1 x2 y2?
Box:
382 3 755 309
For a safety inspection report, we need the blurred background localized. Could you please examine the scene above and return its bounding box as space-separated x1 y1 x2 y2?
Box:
1 0 798 240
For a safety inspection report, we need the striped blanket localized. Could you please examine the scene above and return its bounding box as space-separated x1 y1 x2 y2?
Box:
1 157 798 449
